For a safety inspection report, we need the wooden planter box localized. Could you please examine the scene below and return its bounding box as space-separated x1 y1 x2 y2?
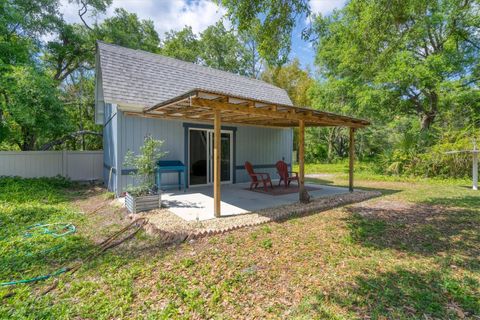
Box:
125 192 161 214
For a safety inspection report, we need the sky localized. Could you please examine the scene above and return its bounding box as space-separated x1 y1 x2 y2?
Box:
60 0 346 69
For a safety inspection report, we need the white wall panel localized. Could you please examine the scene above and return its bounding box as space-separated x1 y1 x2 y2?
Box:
0 151 103 181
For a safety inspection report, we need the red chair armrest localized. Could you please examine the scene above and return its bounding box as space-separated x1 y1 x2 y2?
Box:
257 172 271 179
250 172 270 179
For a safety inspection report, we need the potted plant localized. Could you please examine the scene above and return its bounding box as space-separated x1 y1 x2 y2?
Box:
123 135 167 213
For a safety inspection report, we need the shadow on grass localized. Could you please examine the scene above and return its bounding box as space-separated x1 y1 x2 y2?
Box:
0 206 97 287
421 195 480 210
344 200 480 271
306 177 401 197
1 205 69 230
0 177 75 205
299 268 479 318
0 178 99 293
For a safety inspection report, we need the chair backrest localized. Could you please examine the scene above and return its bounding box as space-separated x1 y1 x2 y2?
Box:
276 160 289 178
244 161 258 182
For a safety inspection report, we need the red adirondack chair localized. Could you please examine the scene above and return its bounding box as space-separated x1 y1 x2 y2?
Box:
276 160 299 188
244 161 273 192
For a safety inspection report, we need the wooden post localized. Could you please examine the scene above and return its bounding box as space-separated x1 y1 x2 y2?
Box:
349 127 355 192
298 119 310 203
214 110 221 217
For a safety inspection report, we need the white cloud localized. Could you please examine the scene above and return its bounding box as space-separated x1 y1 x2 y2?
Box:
59 0 226 36
309 0 346 15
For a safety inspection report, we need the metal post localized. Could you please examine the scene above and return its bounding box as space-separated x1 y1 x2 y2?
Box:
473 150 478 191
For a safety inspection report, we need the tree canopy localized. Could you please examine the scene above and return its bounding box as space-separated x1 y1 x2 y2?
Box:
96 8 160 52
305 0 480 175
0 1 261 150
160 22 258 77
313 0 480 131
219 0 310 66
261 59 313 106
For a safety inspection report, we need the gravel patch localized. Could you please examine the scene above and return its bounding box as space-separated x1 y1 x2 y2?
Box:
131 190 382 243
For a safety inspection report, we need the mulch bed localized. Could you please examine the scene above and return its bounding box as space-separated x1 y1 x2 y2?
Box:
135 190 382 244
244 185 321 195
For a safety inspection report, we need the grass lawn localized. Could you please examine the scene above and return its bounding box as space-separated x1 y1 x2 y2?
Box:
0 166 479 319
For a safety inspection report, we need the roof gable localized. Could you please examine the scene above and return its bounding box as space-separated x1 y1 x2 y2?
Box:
96 41 293 109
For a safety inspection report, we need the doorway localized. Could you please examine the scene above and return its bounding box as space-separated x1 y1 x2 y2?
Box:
189 128 233 186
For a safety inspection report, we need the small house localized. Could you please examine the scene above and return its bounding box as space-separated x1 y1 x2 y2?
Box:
95 41 369 217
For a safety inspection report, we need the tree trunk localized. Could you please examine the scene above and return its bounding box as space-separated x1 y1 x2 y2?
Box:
420 90 438 131
327 128 335 162
39 130 102 150
20 128 36 151
420 112 437 130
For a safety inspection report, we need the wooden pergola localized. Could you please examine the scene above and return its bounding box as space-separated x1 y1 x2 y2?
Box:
134 89 370 218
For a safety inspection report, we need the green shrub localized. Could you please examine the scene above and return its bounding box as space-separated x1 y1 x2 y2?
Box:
373 128 478 178
123 136 167 196
412 133 478 178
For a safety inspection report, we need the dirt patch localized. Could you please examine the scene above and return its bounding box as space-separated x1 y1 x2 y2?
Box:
345 198 480 258
70 186 131 243
349 199 443 224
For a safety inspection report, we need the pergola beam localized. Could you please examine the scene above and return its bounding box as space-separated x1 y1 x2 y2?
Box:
190 97 365 128
145 89 370 127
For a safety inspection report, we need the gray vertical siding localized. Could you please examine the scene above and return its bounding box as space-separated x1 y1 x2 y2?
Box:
118 113 184 194
111 110 293 195
235 126 293 182
103 103 118 192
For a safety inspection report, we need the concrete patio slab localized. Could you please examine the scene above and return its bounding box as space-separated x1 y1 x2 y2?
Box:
161 182 350 221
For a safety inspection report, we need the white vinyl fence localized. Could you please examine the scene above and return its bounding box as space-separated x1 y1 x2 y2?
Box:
0 151 103 181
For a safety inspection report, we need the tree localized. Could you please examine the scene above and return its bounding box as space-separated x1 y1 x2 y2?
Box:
0 0 116 150
199 21 253 76
44 7 163 149
261 59 315 156
160 22 259 77
160 26 201 63
44 22 95 82
308 78 387 161
0 0 67 150
219 0 310 66
60 72 102 151
72 0 112 30
95 8 160 52
0 0 57 68
0 66 70 150
239 28 264 78
261 58 314 106
313 0 480 131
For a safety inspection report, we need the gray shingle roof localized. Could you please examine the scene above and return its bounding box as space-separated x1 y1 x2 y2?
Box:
97 41 293 108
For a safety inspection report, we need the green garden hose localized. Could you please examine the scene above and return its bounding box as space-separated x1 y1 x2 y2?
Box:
24 223 76 238
0 268 69 287
1 218 148 289
1 223 76 287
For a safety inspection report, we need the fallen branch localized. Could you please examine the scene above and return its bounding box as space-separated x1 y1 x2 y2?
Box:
40 130 102 150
